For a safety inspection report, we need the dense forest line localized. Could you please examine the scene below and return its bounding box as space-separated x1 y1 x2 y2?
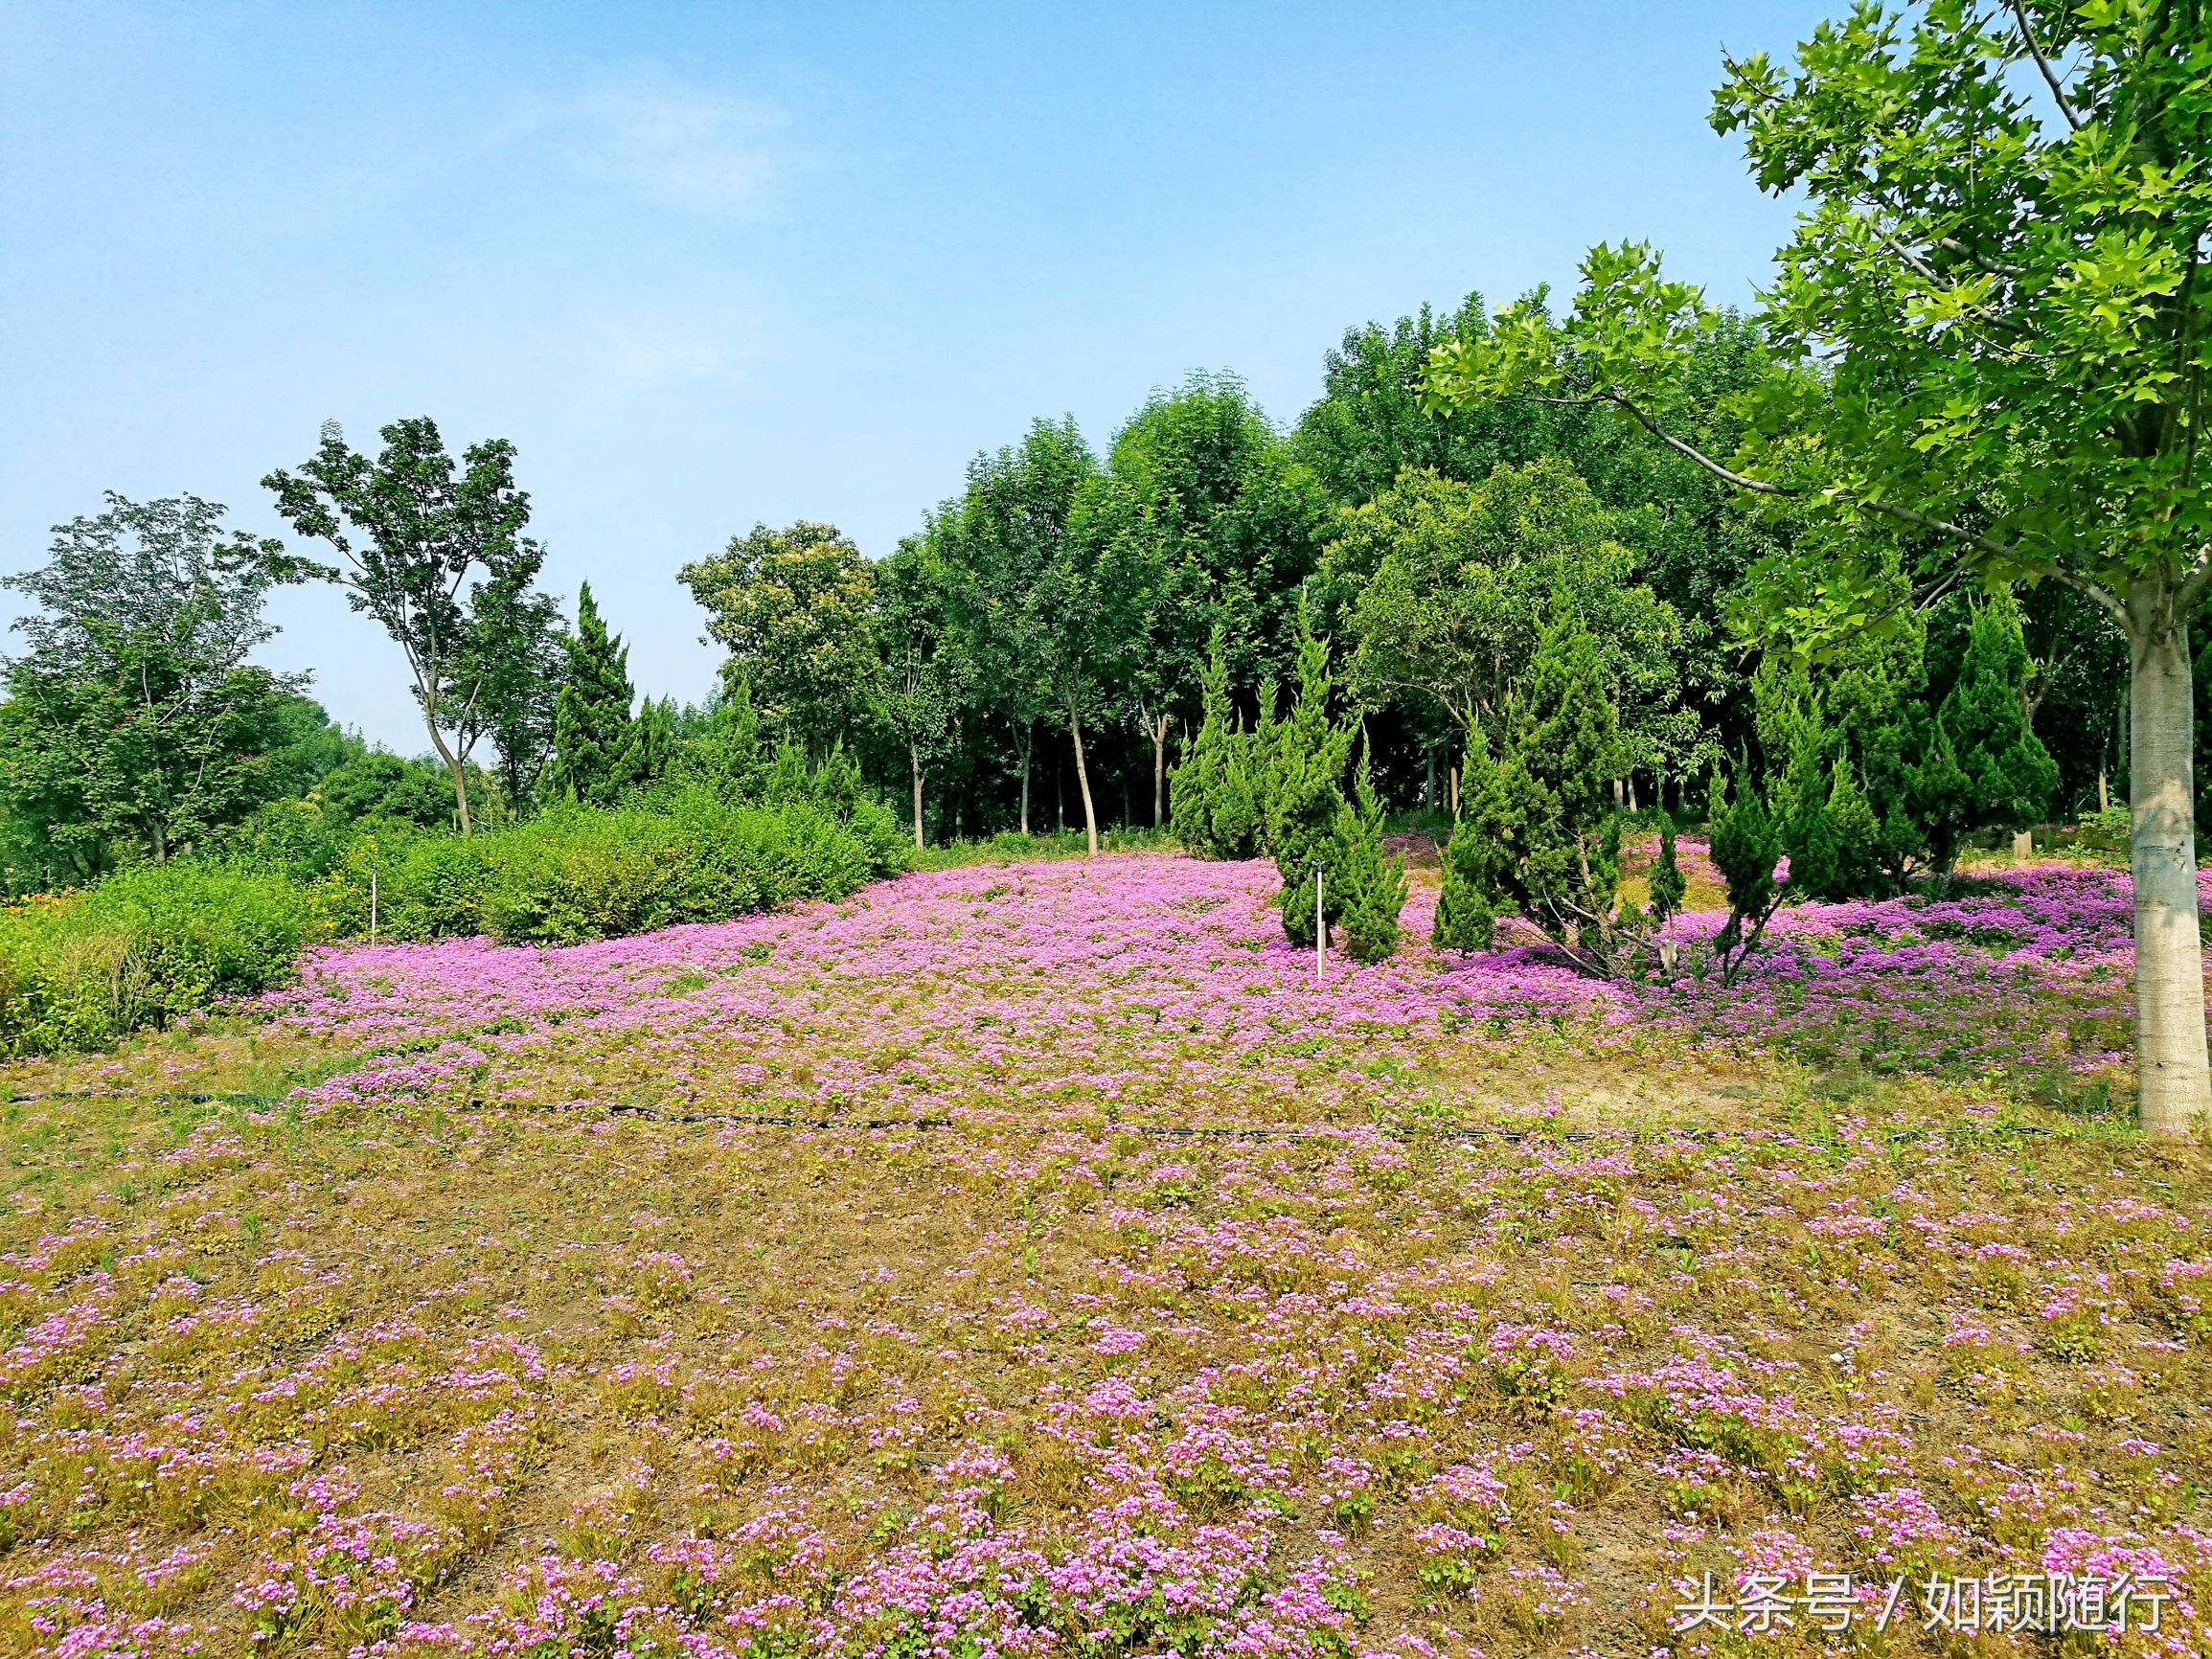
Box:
0 295 2137 897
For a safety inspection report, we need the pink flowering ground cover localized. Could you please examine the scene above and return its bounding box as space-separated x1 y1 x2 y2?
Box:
0 850 2206 1656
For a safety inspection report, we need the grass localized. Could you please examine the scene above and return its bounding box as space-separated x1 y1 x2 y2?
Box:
0 852 2207 1656
910 824 1180 870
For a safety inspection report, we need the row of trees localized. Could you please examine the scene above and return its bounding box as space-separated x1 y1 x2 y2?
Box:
1 276 2142 901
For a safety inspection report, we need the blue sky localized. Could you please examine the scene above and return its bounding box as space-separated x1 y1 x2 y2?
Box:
0 0 1832 753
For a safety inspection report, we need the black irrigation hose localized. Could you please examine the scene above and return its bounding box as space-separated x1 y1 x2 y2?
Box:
11 1085 2065 1150
603 1100 2063 1150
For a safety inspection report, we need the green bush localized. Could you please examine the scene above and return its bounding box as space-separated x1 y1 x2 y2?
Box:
0 863 318 1056
0 763 915 1055
312 788 911 947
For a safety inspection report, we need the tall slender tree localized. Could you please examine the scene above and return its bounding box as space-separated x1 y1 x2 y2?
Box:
935 420 1106 846
874 540 969 847
264 419 548 835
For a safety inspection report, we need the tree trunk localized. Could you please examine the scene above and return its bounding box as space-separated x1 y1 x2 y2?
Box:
2125 583 2211 1134
1015 723 1034 836
1068 706 1100 855
445 756 472 835
910 745 924 850
1150 709 1170 827
426 715 474 836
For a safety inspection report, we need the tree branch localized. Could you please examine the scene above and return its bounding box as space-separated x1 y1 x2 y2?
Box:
1509 391 1795 494
2175 540 2212 614
2008 1 2083 131
1933 237 2028 280
1858 499 2129 625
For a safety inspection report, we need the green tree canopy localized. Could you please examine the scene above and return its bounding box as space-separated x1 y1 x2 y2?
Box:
0 493 310 883
680 522 879 759
1325 458 1689 783
874 539 971 847
263 418 550 835
924 419 1099 834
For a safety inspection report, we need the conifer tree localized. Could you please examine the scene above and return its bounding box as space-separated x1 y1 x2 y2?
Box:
1207 672 1276 861
808 741 864 817
1918 589 2058 874
1710 768 1785 985
1170 630 1235 857
1649 819 1686 930
760 739 811 806
546 581 635 807
1440 605 1643 975
1332 747 1408 964
621 695 676 793
1433 726 1506 952
1267 620 1354 946
670 680 765 799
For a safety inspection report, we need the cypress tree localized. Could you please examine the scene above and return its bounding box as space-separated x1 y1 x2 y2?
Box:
761 738 811 806
1649 819 1687 928
1436 605 1641 975
1918 588 2058 873
1171 630 1236 857
1434 726 1506 951
1208 673 1274 861
1267 621 1355 946
1710 768 1785 985
671 680 765 798
546 581 635 807
1333 747 1408 964
621 695 676 792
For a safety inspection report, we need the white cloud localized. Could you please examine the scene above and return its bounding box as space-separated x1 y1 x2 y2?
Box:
503 72 789 216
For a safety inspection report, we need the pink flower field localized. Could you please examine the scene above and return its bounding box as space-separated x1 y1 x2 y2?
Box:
1 851 2208 1656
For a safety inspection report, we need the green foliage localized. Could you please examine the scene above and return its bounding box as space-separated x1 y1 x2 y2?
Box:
1330 757 1407 964
1444 607 1643 976
1266 621 1355 946
873 540 972 845
262 696 368 803
1754 588 2056 890
317 752 472 832
264 417 552 835
1708 770 1784 986
470 792 893 946
1432 731 1503 953
313 749 908 948
1920 590 2058 872
680 521 880 756
1169 630 1266 860
924 419 1100 831
1649 819 1687 928
1326 461 1684 769
546 580 637 807
1093 373 1334 734
621 696 678 795
0 864 318 1056
0 493 312 886
667 683 767 800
